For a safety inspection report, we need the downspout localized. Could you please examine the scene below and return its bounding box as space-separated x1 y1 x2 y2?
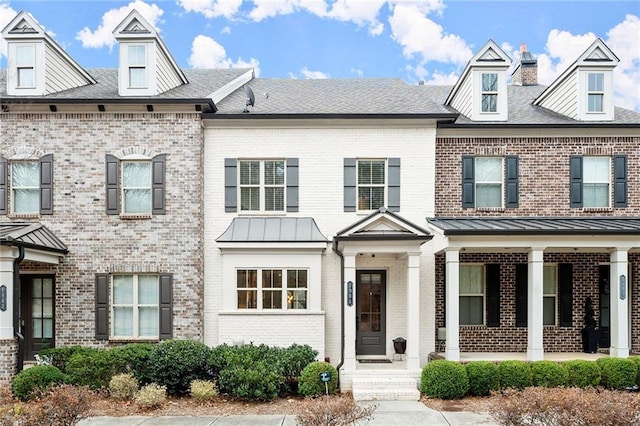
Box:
13 245 25 373
332 241 345 387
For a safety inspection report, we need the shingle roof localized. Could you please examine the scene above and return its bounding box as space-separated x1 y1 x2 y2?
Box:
427 217 640 236
0 222 68 253
217 217 327 242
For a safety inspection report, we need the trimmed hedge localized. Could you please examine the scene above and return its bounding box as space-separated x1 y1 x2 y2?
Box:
12 365 67 400
38 346 96 374
421 360 469 399
465 361 499 396
66 348 117 390
628 356 640 387
530 361 569 388
298 361 338 397
148 339 213 396
564 360 601 388
596 357 637 390
498 360 532 390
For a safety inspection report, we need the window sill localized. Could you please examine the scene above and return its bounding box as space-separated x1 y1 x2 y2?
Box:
120 213 153 220
220 310 324 316
582 207 613 212
8 213 40 219
237 211 286 216
460 325 486 330
474 207 505 212
109 338 160 343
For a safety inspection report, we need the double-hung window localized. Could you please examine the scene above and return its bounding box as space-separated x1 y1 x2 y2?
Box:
358 160 385 211
237 269 307 310
16 44 35 88
11 161 40 214
112 274 159 339
543 265 557 326
122 161 152 214
583 156 609 208
481 73 498 113
475 157 503 208
459 265 484 326
239 160 285 212
128 45 147 88
587 73 604 113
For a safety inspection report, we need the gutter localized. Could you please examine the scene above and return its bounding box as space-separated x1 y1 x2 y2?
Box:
331 241 346 388
13 245 25 373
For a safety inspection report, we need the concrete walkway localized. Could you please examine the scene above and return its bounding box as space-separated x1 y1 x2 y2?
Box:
78 401 499 425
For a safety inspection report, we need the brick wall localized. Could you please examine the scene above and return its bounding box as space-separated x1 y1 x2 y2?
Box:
1 112 204 350
435 252 639 353
0 339 17 386
435 136 640 216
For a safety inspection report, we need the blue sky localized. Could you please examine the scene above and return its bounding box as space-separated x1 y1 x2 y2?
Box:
1 0 639 110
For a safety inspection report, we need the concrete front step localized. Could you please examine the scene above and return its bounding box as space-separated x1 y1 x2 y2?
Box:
352 377 420 401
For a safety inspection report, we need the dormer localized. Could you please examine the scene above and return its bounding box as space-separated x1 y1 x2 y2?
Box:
1 11 95 96
445 40 511 121
113 10 188 96
534 38 619 121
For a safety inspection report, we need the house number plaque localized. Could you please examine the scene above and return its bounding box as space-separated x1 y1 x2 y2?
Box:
347 281 353 307
0 285 6 311
619 275 626 300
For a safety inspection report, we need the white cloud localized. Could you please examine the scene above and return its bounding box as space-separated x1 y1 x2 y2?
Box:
536 29 597 86
188 34 260 75
327 0 387 35
350 67 364 77
0 2 17 59
249 0 328 22
301 67 329 79
388 2 471 65
178 0 242 19
424 70 459 85
221 26 232 35
75 1 164 50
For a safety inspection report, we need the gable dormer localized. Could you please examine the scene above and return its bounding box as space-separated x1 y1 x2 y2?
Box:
445 40 511 121
534 38 619 121
1 11 95 96
113 10 188 96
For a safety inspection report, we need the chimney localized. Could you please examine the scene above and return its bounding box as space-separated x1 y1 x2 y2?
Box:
511 43 538 86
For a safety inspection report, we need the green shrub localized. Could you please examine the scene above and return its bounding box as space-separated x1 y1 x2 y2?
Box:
109 373 139 399
66 348 117 390
278 344 318 394
628 356 640 387
208 344 234 377
465 361 499 396
421 360 469 399
110 343 156 384
498 360 532 390
190 379 218 402
12 365 66 400
564 360 601 388
135 383 166 408
596 357 637 390
531 361 569 388
298 361 338 397
147 339 213 396
38 346 96 374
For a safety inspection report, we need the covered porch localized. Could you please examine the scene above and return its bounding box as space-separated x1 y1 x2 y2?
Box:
426 217 640 362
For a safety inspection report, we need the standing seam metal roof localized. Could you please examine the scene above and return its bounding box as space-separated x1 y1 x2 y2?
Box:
217 217 327 242
0 222 68 253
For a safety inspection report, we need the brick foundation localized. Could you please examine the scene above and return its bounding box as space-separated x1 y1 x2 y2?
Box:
0 339 17 386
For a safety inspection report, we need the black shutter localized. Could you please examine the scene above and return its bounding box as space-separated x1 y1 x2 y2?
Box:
486 264 500 327
505 155 519 208
387 158 400 212
515 264 528 327
0 156 7 215
159 274 173 340
343 158 356 212
462 156 475 208
39 154 54 214
224 158 237 212
95 274 109 340
558 264 573 327
105 155 120 215
570 155 583 208
286 158 299 212
152 154 166 215
613 155 627 208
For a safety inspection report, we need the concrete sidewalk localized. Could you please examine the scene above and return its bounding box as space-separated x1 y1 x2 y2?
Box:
78 400 499 425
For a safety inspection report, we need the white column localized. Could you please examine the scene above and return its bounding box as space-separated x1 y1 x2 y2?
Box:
445 249 460 361
610 249 629 358
406 252 421 370
527 248 545 361
0 251 17 340
343 254 357 371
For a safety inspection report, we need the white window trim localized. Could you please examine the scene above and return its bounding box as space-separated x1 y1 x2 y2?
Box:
15 44 36 89
475 157 504 209
543 264 558 326
357 159 387 212
480 73 498 113
238 159 286 213
586 72 604 113
7 42 45 96
118 41 156 96
10 160 40 216
111 274 159 340
577 68 614 121
121 159 153 216
459 264 485 326
127 44 148 89
583 156 611 208
472 68 508 121
236 268 308 311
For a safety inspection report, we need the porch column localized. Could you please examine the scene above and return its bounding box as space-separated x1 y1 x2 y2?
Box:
610 249 630 358
527 248 545 361
0 252 17 340
445 249 460 361
343 254 357 370
406 252 421 370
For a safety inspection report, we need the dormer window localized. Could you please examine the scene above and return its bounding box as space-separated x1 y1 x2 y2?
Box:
587 73 604 113
128 45 147 88
481 73 498 113
16 44 35 88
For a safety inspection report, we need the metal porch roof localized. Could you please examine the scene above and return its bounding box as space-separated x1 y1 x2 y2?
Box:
217 217 327 242
0 222 68 253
